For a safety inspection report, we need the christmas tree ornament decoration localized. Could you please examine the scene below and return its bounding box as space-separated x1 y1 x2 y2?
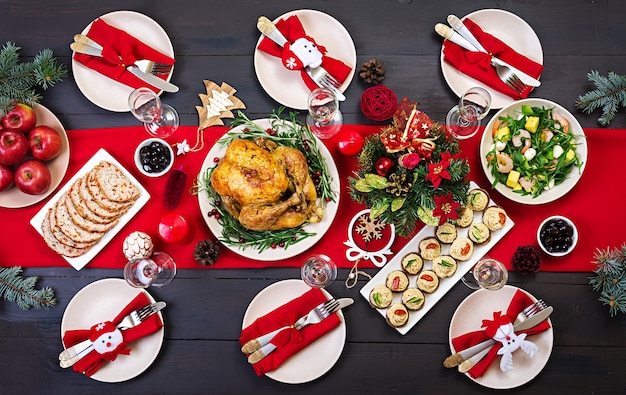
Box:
336 129 364 156
122 231 154 260
158 212 189 243
360 84 398 121
174 80 246 155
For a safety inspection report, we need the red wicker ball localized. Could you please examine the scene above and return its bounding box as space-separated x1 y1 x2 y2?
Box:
360 84 398 121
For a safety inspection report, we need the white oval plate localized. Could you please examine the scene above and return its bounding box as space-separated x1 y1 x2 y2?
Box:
242 279 346 384
60 278 164 383
72 10 175 112
0 104 69 208
480 98 588 205
197 119 340 261
254 9 357 110
440 9 543 110
449 285 553 389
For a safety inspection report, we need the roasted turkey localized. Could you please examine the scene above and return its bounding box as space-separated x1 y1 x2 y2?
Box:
210 138 322 231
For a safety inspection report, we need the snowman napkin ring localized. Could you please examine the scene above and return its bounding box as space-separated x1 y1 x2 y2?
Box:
482 311 539 372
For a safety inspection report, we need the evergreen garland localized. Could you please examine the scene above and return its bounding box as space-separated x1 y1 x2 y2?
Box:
589 244 626 317
0 41 67 116
575 70 626 126
0 266 56 310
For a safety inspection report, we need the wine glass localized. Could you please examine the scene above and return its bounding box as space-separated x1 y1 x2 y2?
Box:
306 87 343 139
124 251 177 288
128 87 179 138
301 254 337 288
462 257 508 291
445 86 492 139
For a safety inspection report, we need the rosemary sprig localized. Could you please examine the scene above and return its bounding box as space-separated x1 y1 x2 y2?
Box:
196 109 336 252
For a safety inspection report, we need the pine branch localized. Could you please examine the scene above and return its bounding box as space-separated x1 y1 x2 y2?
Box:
575 70 626 126
0 266 56 310
589 243 626 316
0 41 67 116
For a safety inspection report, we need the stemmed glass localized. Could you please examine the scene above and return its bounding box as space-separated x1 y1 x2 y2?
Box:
445 86 492 140
124 251 177 288
462 257 508 291
301 254 337 288
128 87 179 138
306 87 343 139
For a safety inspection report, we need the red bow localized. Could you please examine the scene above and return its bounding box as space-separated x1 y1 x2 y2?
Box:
257 15 352 91
451 289 551 378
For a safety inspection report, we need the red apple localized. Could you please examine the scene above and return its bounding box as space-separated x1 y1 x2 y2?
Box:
0 163 14 192
28 125 62 161
0 129 29 165
14 159 51 195
2 103 37 133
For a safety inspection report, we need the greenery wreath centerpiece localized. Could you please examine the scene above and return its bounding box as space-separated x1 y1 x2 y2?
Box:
349 98 471 237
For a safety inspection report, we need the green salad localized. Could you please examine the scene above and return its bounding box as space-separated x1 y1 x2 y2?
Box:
485 105 584 198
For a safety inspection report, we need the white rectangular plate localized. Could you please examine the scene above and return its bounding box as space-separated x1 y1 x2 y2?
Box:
359 181 514 335
30 148 150 270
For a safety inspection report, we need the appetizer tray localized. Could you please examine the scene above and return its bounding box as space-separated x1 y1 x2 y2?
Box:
359 181 514 335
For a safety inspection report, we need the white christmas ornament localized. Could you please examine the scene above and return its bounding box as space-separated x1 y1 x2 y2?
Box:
122 231 154 260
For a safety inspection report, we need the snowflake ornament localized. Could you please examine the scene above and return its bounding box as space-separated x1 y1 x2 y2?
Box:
354 213 387 243
344 209 395 267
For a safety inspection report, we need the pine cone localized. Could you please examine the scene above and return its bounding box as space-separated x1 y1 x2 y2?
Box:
511 245 542 274
359 58 386 84
385 172 413 197
193 239 220 266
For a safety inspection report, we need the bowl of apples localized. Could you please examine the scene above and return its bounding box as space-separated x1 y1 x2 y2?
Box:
0 103 70 208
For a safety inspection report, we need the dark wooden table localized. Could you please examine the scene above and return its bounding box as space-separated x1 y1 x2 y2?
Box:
2 1 626 393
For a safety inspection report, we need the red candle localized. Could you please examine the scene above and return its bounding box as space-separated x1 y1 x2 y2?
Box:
158 212 189 243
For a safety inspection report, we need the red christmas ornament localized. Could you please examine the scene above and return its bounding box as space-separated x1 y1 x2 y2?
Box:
336 129 364 156
158 212 189 243
375 157 394 176
360 85 398 121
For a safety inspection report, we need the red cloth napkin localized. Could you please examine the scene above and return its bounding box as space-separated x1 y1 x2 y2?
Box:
451 289 551 378
257 15 352 91
239 288 340 376
442 18 544 99
62 292 163 376
73 18 175 92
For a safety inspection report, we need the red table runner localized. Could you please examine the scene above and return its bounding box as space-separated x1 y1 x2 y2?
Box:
1 124 624 272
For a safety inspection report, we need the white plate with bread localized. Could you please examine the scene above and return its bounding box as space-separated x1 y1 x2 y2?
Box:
30 149 150 270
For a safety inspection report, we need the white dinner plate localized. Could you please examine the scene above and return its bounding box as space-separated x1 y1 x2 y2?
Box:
197 119 340 261
448 285 553 389
30 148 150 270
254 9 357 110
72 10 175 112
0 104 69 208
60 278 165 383
440 9 543 109
481 98 588 204
359 181 514 335
241 279 346 384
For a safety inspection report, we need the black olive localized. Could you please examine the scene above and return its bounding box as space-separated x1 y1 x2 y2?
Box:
139 140 171 173
540 218 574 253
